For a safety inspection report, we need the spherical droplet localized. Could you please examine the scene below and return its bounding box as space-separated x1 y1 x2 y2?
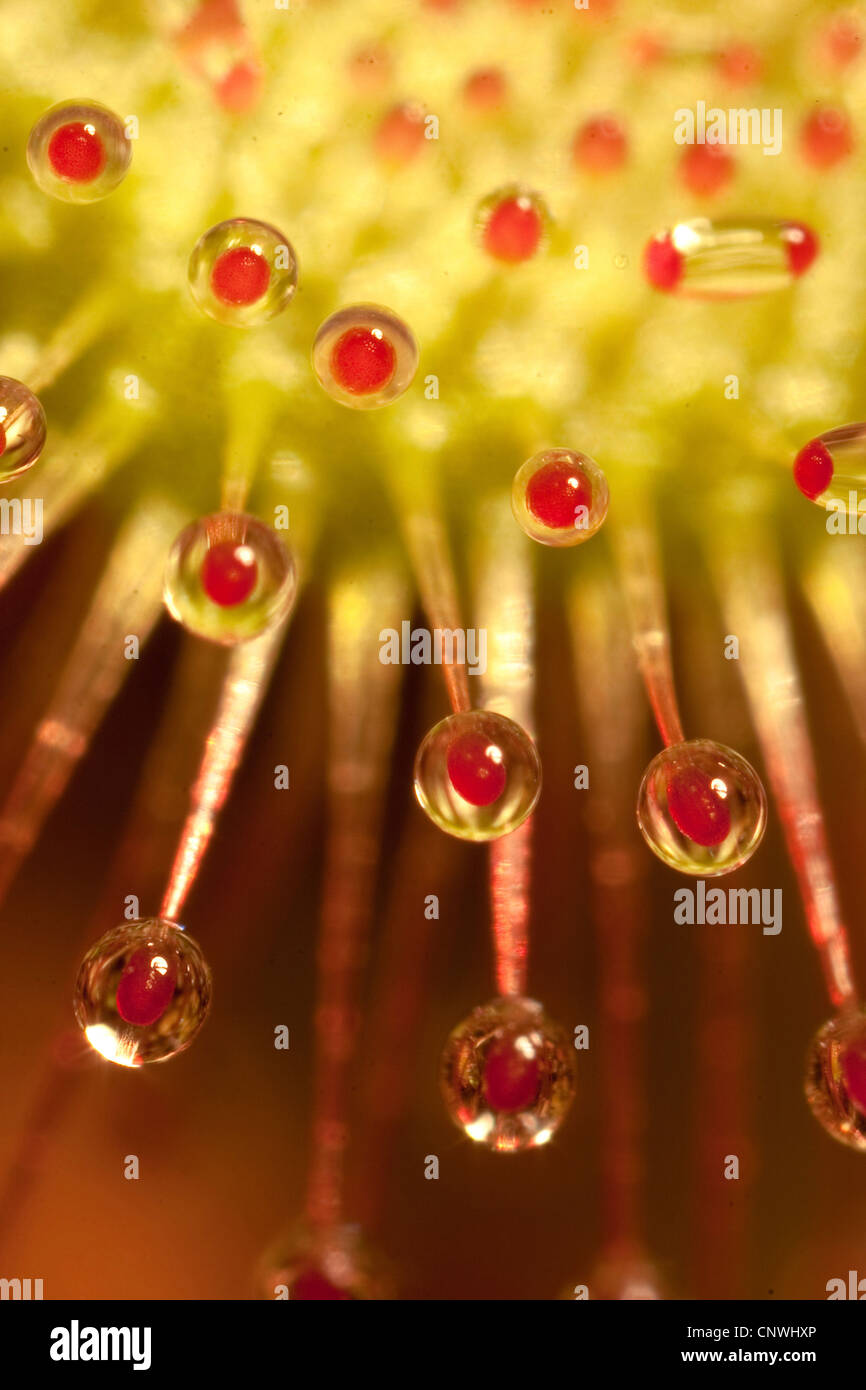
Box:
643 218 819 298
312 305 418 409
188 218 298 326
0 378 47 482
678 142 735 197
258 1221 392 1299
512 448 609 547
805 1008 866 1152
164 511 296 645
572 116 627 173
440 996 576 1153
800 107 855 168
414 710 541 842
475 185 549 264
792 423 866 512
74 918 211 1067
27 101 131 203
637 739 767 876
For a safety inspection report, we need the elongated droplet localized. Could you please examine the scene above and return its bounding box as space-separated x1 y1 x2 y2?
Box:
643 217 819 298
793 423 866 515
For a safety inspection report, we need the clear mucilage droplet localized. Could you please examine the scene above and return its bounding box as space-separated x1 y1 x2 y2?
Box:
440 995 576 1153
0 377 46 482
164 511 297 645
637 738 767 875
188 218 298 326
27 100 132 203
643 217 819 298
512 448 609 546
805 1008 866 1152
74 918 212 1067
312 304 418 409
414 709 541 841
793 423 866 516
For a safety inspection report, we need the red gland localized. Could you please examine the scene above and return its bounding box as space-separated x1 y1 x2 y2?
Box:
210 246 271 305
800 108 854 168
717 44 763 85
643 233 684 291
447 731 507 807
781 222 819 279
793 439 833 501
214 59 263 113
842 1040 866 1114
47 122 106 182
374 103 426 162
526 458 592 530
330 327 396 395
463 68 507 112
290 1268 354 1300
679 143 734 197
482 197 543 263
201 541 259 606
482 1035 542 1113
572 116 627 173
825 18 863 68
667 767 731 847
0 424 6 458
116 948 177 1027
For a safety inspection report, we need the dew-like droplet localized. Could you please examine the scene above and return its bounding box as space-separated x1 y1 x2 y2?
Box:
0 378 47 482
571 116 627 173
678 142 735 197
475 185 549 264
74 918 212 1067
637 738 767 876
643 218 819 298
27 101 131 203
805 1008 866 1152
440 996 576 1153
258 1221 392 1299
512 448 609 547
188 218 298 326
312 305 418 409
793 422 866 513
164 511 296 645
800 107 855 168
414 709 541 841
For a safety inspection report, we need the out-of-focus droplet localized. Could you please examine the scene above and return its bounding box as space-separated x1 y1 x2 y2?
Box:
258 1221 392 1299
678 142 735 197
716 43 763 85
164 511 296 645
806 1008 866 1152
414 709 541 841
475 185 549 264
572 115 627 173
74 918 212 1067
793 423 866 514
463 67 508 112
27 100 131 203
374 101 427 162
637 738 767 876
512 448 609 547
188 218 298 326
0 377 46 482
312 305 418 409
643 218 819 298
800 107 854 168
440 996 576 1152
